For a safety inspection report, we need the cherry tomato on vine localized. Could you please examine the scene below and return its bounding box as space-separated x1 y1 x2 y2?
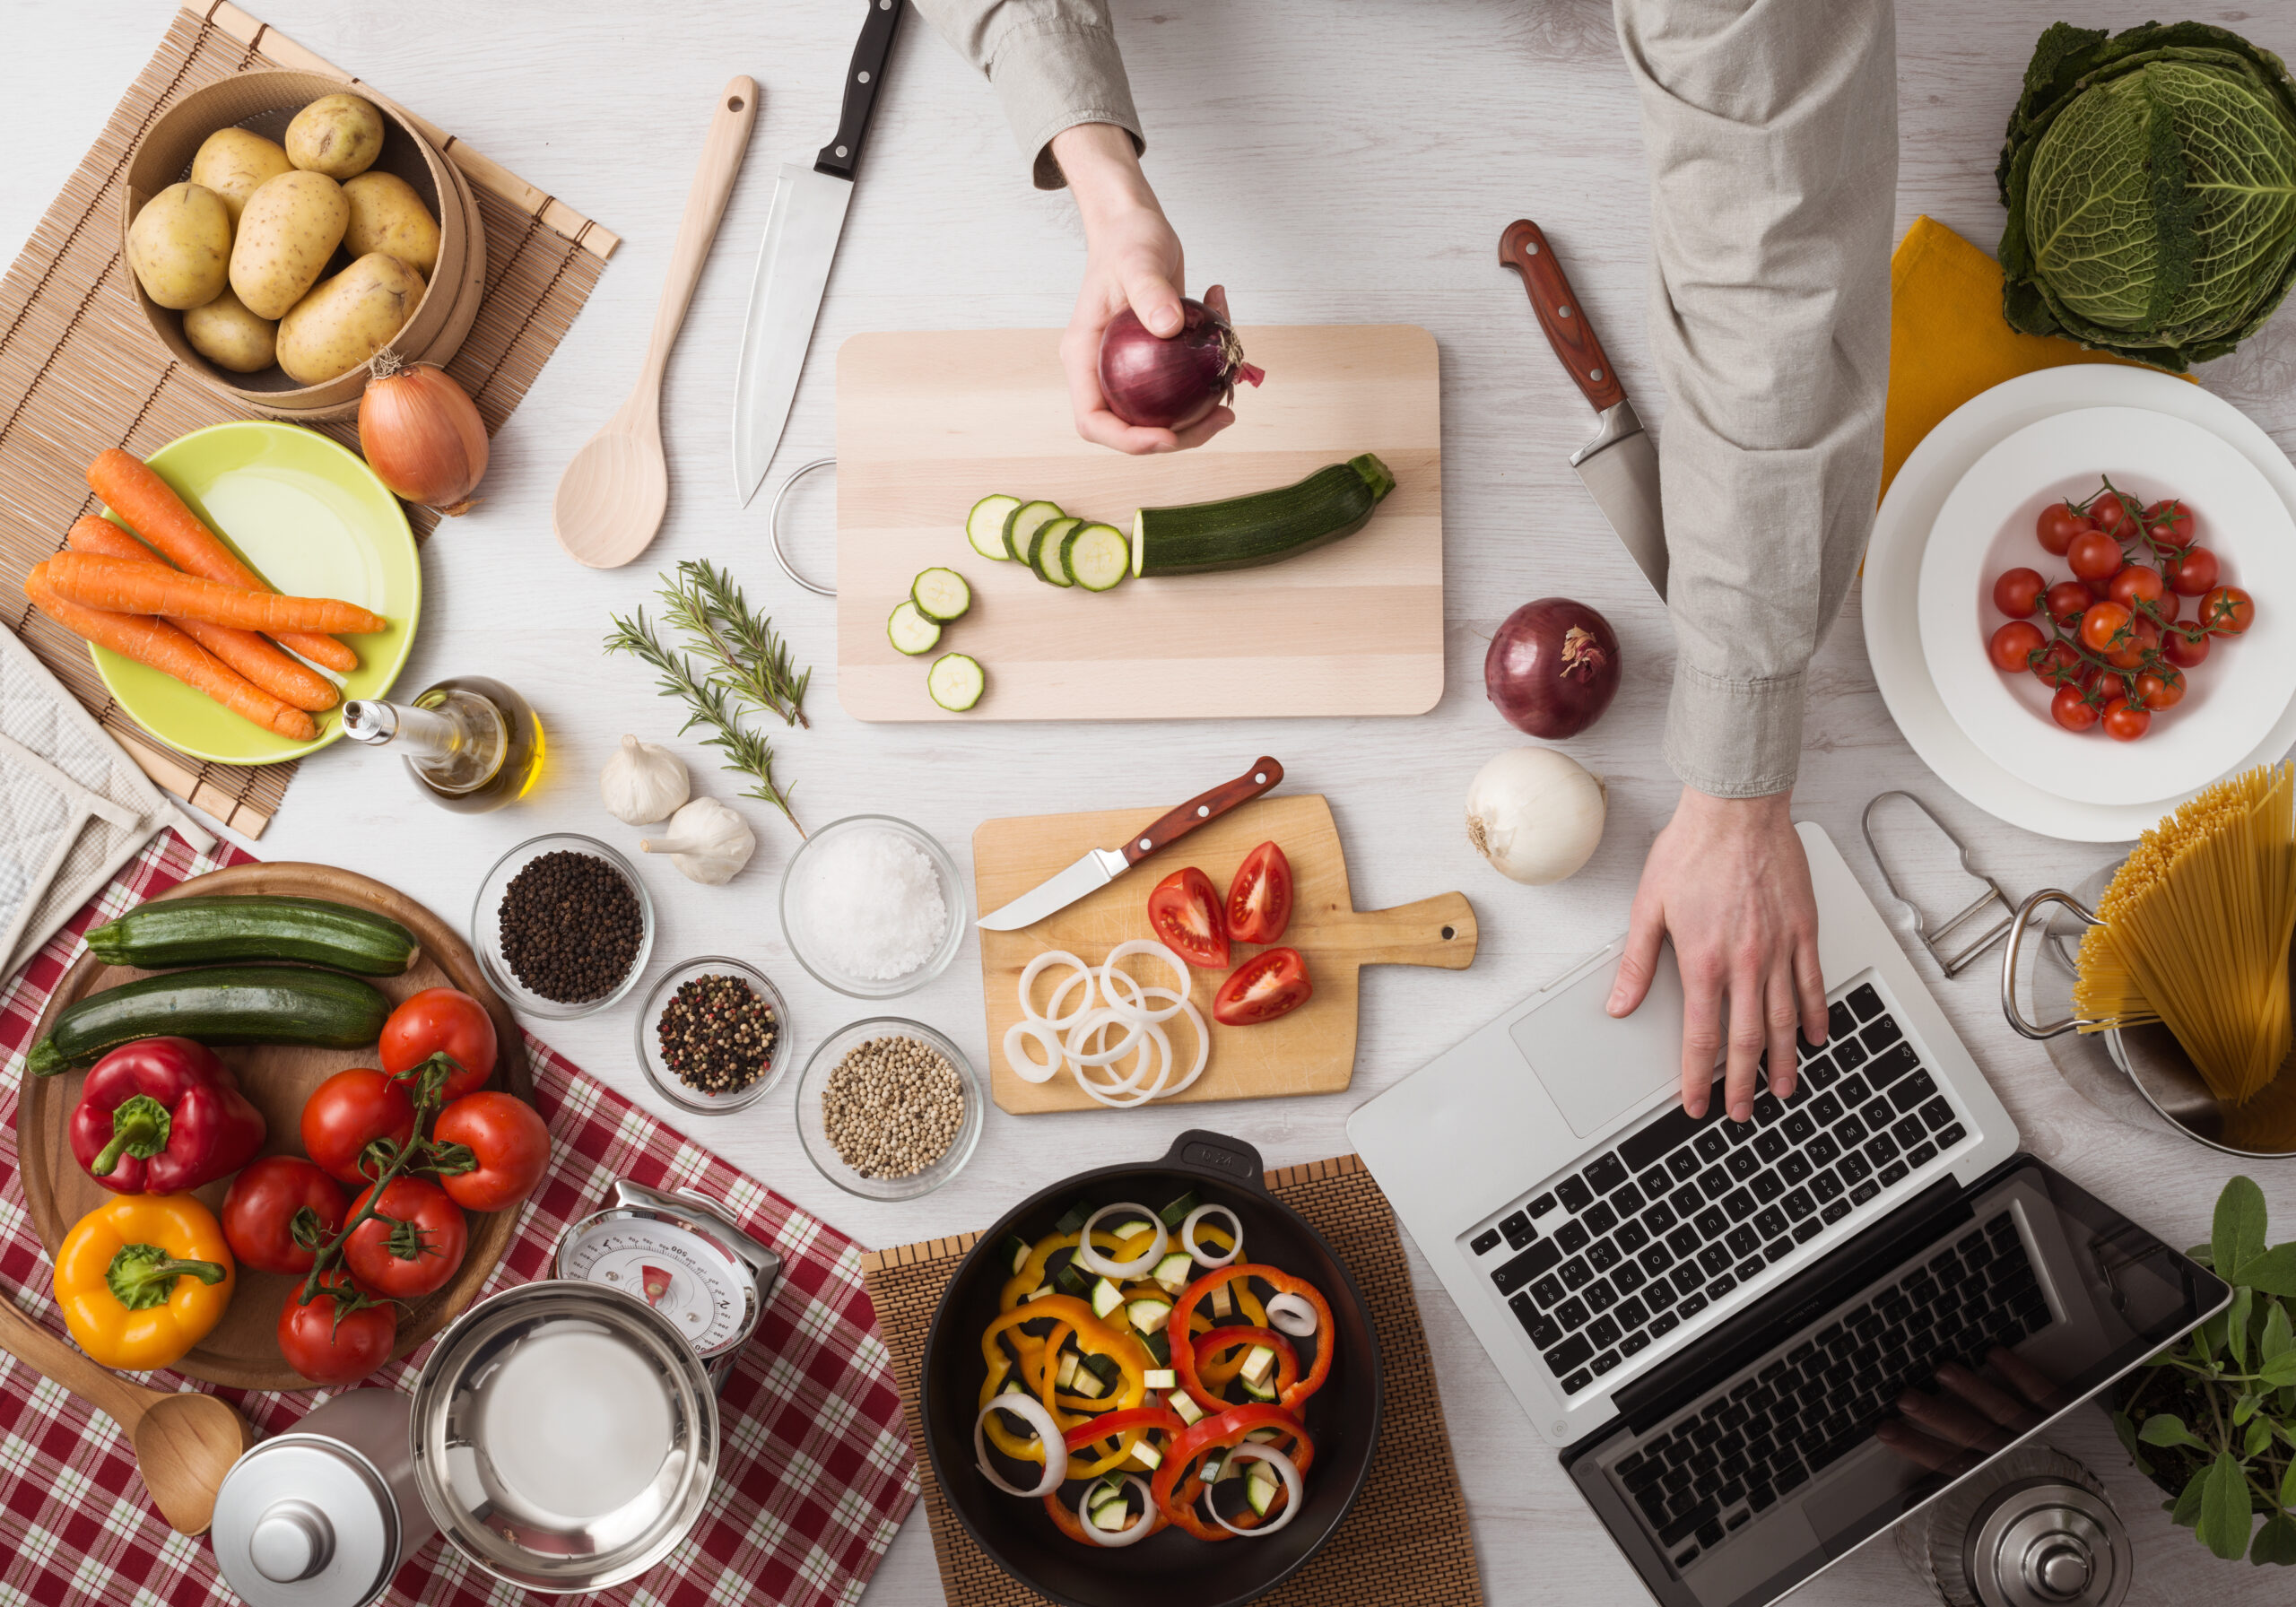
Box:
2165 546 2219 596
381 987 498 1103
2107 615 2160 671
1992 568 2047 618
223 1156 347 1275
2092 491 2132 535
2051 683 2101 733
2101 697 2152 743
2036 503 2092 556
2143 499 2195 548
343 1177 467 1299
2134 668 2185 710
2163 626 2211 668
2031 640 2088 688
2108 564 2164 610
277 1271 396 1387
2068 529 2125 582
2202 586 2255 635
432 1092 551 1213
2153 589 2182 625
301 1069 416 1186
2078 601 2132 656
1987 621 2047 673
2044 581 2091 625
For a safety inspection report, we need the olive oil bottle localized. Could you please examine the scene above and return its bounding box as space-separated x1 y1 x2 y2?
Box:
341 675 544 812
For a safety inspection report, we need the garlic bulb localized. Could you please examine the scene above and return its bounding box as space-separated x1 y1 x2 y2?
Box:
1465 747 1607 885
640 797 756 885
601 735 689 824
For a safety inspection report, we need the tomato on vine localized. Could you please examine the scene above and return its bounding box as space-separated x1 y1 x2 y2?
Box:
1993 568 2046 617
2031 640 2087 688
2051 683 2101 732
2078 602 2132 656
2044 580 2090 626
2068 528 2124 581
2202 586 2255 636
2100 698 2151 743
2143 499 2195 548
2165 546 2219 596
2162 626 2211 668
2108 564 2163 610
1988 621 2047 673
2133 667 2185 710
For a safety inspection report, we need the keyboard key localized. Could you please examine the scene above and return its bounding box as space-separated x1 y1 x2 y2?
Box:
1531 1273 1566 1307
1640 1241 1675 1276
1781 1186 1815 1220
1937 1121 1967 1148
1753 1129 1788 1163
1792 1217 1822 1243
1622 1330 1652 1358
1752 1206 1788 1240
1918 1097 1953 1132
1614 1262 1648 1298
1878 1160 1910 1187
1834 1038 1869 1072
1667 1223 1702 1258
1501 1212 1536 1249
1659 1498 1718 1546
1694 1205 1728 1238
1696 1516 1725 1548
1558 1219 1591 1253
1473 1228 1503 1255
1700 1167 1734 1202
1750 1170 1787 1204
1726 1223 1761 1259
1669 1183 1704 1218
1752 1092 1784 1125
1588 1314 1622 1348
1828 999 1857 1041
1617 1219 1651 1254
1735 1255 1765 1281
1726 1116 1761 1146
1667 1149 1701 1183
1810 1168 1843 1203
1866 1042 1919 1090
1617 1295 1650 1330
1722 1187 1758 1222
1587 1280 1619 1314
1803 1053 1839 1091
1555 1296 1590 1331
1850 1180 1881 1206
1834 1114 1869 1148
1674 1543 1700 1568
1589 1238 1622 1273
1492 1237 1563 1294
1528 1192 1559 1217
1822 1198 1851 1223
1673 1261 1707 1295
1779 1151 1813 1186
1892 1115 1926 1148
1512 1293 1563 1348
1694 1129 1730 1162
1613 1182 1648 1217
1847 984 1883 1021
1809 1091 1843 1125
1866 1133 1900 1166
1698 1243 1735 1276
1859 1014 1902 1054
1544 1333 1593 1374
1586 1154 1631 1195
1561 1255 1593 1290
1561 1368 1592 1393
1837 1150 1873 1185
1781 1108 1816 1143
1558 1176 1596 1213
1726 1148 1761 1180
1585 1202 1620 1238
1647 1276 1678 1311
1644 1200 1679 1236
1651 1307 1681 1337
1680 1290 1711 1317
1861 1098 1893 1130
1806 1132 1841 1167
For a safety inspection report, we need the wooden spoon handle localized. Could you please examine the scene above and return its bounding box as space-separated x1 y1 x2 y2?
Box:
1326 892 1479 970
639 76 760 393
0 1294 154 1428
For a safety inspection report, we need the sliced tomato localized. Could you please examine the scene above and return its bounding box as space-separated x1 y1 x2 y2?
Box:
1223 841 1294 944
1149 867 1230 969
1213 947 1312 1027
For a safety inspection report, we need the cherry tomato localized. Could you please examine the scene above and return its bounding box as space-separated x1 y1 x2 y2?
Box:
222 1156 348 1275
277 1271 396 1387
2143 499 2195 548
2078 602 2132 656
2107 615 2159 671
1212 947 1313 1027
2051 683 2101 733
2165 545 2219 596
1992 568 2047 617
2163 626 2212 668
2044 581 2092 626
2084 577 2118 602
2153 589 2182 625
2134 667 2185 710
301 1068 416 1186
2067 529 2124 581
2036 503 2092 556
1147 866 1230 969
2091 491 2132 534
1222 840 1294 944
2202 585 2255 636
432 1092 551 1212
344 1177 468 1299
380 987 498 1104
1987 621 2047 673
2031 639 2087 688
2108 565 2163 610
2101 697 2152 743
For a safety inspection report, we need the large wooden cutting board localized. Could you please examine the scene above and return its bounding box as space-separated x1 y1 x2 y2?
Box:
14 862 531 1389
835 325 1443 721
974 795 1476 1113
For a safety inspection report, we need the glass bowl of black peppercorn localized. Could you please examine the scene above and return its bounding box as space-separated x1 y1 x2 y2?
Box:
473 834 656 1020
635 958 790 1115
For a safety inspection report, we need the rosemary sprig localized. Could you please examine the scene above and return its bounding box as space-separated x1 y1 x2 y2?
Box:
660 559 812 728
604 605 804 837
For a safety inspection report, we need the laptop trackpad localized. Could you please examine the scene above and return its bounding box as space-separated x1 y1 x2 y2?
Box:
1507 944 1687 1139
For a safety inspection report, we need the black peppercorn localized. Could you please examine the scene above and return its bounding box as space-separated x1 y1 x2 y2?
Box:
498 850 642 1003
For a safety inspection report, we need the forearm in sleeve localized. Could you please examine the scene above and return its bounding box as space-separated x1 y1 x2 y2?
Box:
1613 0 1897 797
909 0 1144 188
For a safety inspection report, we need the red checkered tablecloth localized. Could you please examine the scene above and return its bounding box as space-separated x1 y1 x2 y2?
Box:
0 831 919 1605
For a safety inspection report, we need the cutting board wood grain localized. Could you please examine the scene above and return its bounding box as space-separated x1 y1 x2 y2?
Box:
974 795 1476 1113
836 324 1443 721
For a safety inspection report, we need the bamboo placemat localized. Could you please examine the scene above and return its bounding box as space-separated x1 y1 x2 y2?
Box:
0 4 616 835
860 1153 1486 1607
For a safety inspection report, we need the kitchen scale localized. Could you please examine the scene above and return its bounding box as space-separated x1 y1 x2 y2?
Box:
554 1178 781 1390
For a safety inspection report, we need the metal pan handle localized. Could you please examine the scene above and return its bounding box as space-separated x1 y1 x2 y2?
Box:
2001 888 2103 1040
1164 1129 1267 1194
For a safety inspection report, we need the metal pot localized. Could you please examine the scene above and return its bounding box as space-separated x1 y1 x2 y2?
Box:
919 1130 1383 1607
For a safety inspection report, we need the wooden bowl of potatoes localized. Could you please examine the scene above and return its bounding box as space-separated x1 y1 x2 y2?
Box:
121 71 485 421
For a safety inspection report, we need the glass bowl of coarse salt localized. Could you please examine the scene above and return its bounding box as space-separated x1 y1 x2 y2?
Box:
796 1017 983 1200
778 814 967 998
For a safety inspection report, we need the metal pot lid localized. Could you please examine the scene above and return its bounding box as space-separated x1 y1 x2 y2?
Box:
1964 1477 2132 1607
553 1179 778 1362
408 1280 718 1594
212 1436 401 1607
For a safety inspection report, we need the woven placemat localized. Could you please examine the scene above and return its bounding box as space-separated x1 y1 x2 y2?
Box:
0 4 615 836
860 1153 1486 1607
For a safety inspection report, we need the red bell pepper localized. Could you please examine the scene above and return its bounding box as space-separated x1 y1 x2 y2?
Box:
1170 1264 1336 1413
1151 1402 1316 1542
69 1037 265 1194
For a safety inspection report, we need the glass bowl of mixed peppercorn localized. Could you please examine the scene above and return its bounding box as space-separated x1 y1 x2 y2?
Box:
472 834 656 1020
635 957 791 1115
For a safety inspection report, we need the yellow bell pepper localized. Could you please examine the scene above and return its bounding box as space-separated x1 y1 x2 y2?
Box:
54 1193 233 1371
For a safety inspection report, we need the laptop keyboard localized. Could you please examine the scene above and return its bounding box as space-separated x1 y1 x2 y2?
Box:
1620 1210 2050 1568
1469 980 1971 1395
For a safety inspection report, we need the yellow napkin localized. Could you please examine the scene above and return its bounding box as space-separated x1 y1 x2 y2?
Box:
1882 215 2188 499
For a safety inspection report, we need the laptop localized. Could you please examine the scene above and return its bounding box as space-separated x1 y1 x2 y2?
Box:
1347 821 2229 1607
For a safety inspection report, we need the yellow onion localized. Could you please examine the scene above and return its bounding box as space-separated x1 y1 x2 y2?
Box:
359 354 488 515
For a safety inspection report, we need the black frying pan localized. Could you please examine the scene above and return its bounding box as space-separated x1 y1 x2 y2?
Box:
920 1130 1383 1607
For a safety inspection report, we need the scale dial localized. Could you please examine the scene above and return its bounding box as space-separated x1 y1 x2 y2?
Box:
557 1216 754 1357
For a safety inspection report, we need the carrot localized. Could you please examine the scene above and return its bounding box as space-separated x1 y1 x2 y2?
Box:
43 552 387 635
24 561 317 742
87 447 359 673
65 518 340 713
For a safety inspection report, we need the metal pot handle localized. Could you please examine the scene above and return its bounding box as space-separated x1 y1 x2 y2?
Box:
2001 888 2103 1040
1164 1129 1267 1194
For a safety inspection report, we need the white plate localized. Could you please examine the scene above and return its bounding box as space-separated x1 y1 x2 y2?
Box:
1917 406 2296 806
1865 366 2296 842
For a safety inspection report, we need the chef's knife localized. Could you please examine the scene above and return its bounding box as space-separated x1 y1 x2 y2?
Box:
1499 219 1667 599
734 0 905 507
976 758 1286 932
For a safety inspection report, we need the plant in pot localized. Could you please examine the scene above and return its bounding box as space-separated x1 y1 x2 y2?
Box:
2110 1176 2296 1566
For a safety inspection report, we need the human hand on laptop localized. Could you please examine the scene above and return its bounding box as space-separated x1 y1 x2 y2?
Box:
1608 788 1828 1123
1873 1351 2067 1472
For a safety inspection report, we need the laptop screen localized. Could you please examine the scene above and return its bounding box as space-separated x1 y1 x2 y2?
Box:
1563 1153 2230 1607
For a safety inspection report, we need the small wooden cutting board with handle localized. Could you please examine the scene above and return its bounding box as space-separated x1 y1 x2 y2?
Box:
974 794 1476 1113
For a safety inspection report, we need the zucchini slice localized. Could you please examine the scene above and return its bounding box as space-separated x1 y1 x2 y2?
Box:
1091 1277 1126 1320
1055 1199 1094 1235
1132 453 1396 578
1152 1251 1195 1293
886 600 940 656
1003 499 1064 563
1246 1464 1280 1515
1126 1297 1173 1334
1065 523 1130 592
1056 1351 1081 1389
910 567 971 621
1143 1367 1178 1391
999 1233 1032 1275
1140 1327 1171 1367
1030 516 1082 586
927 653 986 712
967 494 1022 560
1159 1191 1201 1229
1171 1391 1205 1426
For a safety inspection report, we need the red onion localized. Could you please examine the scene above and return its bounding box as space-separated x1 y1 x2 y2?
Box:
1097 299 1265 430
1485 598 1622 739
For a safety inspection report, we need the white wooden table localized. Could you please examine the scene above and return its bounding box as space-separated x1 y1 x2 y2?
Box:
5 3 2294 1602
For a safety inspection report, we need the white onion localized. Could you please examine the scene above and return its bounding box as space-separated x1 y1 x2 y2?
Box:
1205 1443 1305 1536
1182 1203 1243 1268
1004 1019 1064 1083
1266 1291 1319 1337
1076 1203 1170 1278
1073 1021 1174 1108
1159 993 1211 1096
1021 950 1096 1029
1465 746 1607 886
1070 1011 1161 1094
974 1394 1068 1497
1065 1008 1148 1067
1100 940 1190 1023
1079 1474 1159 1547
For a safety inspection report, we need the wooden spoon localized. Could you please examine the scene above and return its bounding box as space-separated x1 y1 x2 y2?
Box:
553 76 760 569
0 1295 257 1534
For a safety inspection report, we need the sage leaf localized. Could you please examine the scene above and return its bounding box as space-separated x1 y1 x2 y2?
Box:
2264 1299 2293 1365
2245 1413 2272 1457
2260 1351 2296 1388
2140 1412 2206 1450
2231 1287 2255 1369
2251 1513 2296 1567
2199 1452 2255 1560
2235 1245 2296 1299
2216 1176 2268 1278
2172 1470 2206 1528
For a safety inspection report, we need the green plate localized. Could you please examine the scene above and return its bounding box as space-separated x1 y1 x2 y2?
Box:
90 421 421 766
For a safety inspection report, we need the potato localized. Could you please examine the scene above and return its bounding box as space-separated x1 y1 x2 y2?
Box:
341 172 439 279
276 253 422 384
189 126 291 226
285 93 385 180
230 169 348 320
182 287 277 373
126 182 231 310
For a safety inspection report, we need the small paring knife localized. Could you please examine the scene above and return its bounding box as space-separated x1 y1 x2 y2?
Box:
975 758 1286 932
1500 219 1667 599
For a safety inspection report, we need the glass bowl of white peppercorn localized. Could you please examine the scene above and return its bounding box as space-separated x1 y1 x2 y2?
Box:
635 958 791 1116
472 834 655 1021
797 1018 983 1200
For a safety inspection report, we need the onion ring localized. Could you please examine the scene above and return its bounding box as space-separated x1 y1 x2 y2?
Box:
1182 1203 1244 1268
1065 1007 1148 1067
1266 1291 1319 1337
1019 950 1095 1029
1100 940 1190 1024
974 1394 1068 1497
1079 1474 1159 1548
1067 1011 1159 1092
1004 1018 1064 1083
1206 1443 1304 1536
1073 1022 1174 1108
1150 991 1210 1097
1076 1203 1170 1279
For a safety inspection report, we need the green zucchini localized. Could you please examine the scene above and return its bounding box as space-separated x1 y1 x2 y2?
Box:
1003 499 1064 563
27 964 393 1077
887 600 941 656
1030 517 1081 586
1131 453 1396 578
1064 524 1130 592
83 895 419 976
910 568 971 622
998 1233 1032 1275
927 653 986 712
967 494 1022 561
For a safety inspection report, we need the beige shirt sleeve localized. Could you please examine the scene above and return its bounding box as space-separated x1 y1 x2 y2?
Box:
1614 0 1898 798
909 0 1144 188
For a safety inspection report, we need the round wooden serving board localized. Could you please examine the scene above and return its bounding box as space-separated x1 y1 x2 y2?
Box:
14 862 532 1389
